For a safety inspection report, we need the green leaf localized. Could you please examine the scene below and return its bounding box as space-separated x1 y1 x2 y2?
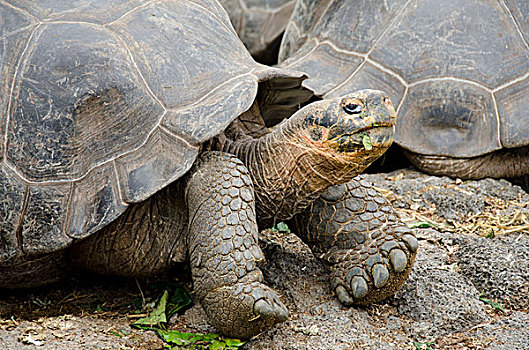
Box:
413 341 435 349
156 329 245 349
133 290 168 328
223 338 246 347
479 291 506 313
209 341 226 350
108 330 123 338
485 229 495 239
271 222 290 233
167 285 193 318
407 221 437 229
131 287 244 349
157 329 219 346
362 133 373 151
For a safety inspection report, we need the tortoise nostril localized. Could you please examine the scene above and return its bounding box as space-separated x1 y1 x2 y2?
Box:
344 103 362 115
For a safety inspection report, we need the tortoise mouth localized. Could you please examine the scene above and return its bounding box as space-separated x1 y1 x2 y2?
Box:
328 124 395 153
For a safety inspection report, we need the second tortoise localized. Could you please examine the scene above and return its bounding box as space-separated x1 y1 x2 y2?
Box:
279 0 529 179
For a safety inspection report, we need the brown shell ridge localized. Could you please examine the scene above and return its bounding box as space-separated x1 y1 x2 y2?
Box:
491 92 503 148
324 46 409 97
408 77 492 92
104 24 167 111
62 181 76 240
286 20 301 39
394 87 409 118
250 64 306 83
285 38 409 97
0 1 40 22
170 72 257 113
493 70 529 93
111 160 128 209
36 19 109 26
500 0 529 53
103 0 159 27
184 0 239 38
2 23 40 164
0 23 37 40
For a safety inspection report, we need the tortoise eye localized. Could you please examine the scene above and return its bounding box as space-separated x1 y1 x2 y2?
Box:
344 103 362 114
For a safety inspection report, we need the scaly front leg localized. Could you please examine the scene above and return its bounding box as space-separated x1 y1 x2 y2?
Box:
186 151 288 338
289 177 418 305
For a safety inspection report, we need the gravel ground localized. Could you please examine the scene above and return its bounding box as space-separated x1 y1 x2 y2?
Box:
1 168 528 349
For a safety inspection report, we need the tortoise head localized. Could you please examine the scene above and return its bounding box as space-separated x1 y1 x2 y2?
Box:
221 89 397 223
293 89 396 169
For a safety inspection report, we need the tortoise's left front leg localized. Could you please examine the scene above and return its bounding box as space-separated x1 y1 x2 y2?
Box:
186 151 288 338
289 177 418 305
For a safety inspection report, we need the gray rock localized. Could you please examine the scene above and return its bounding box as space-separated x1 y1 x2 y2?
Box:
363 169 529 221
245 231 415 349
473 311 529 349
455 233 529 310
392 230 491 339
422 187 485 220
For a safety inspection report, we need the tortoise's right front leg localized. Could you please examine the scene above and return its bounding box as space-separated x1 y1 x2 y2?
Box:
185 151 288 339
289 177 418 305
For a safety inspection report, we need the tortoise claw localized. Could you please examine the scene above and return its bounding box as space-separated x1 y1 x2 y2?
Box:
402 234 419 252
372 263 390 288
291 180 418 306
350 276 369 299
336 285 355 306
389 249 408 273
254 293 288 321
202 281 288 339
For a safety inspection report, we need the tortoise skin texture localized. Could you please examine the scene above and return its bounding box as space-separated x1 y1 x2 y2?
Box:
185 153 289 337
279 0 529 179
290 178 417 305
0 0 417 339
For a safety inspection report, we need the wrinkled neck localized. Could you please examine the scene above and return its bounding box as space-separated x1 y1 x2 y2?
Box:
222 121 365 228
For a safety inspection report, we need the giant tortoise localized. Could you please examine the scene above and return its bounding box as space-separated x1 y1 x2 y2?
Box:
0 0 417 338
279 0 529 179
